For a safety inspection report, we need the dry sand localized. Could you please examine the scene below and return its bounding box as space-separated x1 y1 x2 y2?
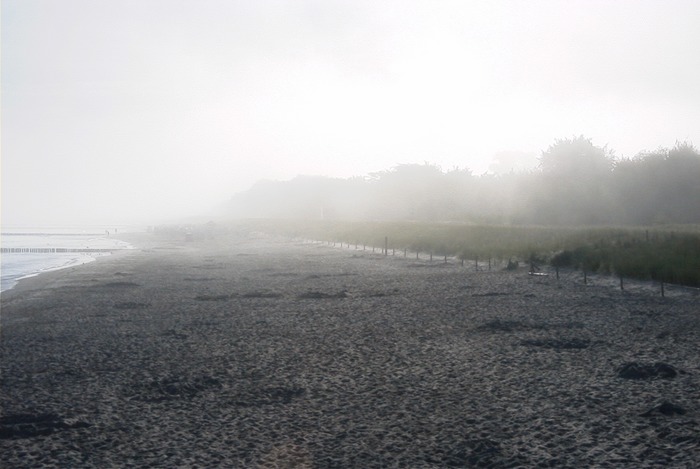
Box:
1 231 699 468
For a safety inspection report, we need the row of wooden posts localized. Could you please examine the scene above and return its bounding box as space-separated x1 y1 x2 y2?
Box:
320 236 493 271
312 236 671 298
0 247 117 253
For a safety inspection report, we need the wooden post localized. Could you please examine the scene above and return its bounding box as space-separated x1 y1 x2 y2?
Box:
474 256 478 272
461 259 464 267
385 236 388 256
556 266 559 280
444 255 447 264
661 281 665 297
404 248 407 257
430 252 433 262
488 258 491 271
416 251 419 260
619 275 624 290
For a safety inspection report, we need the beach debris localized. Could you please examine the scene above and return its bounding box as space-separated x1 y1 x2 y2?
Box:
0 413 90 439
641 402 687 417
616 362 684 380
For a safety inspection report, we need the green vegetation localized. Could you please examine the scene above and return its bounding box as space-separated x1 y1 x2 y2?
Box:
239 219 700 288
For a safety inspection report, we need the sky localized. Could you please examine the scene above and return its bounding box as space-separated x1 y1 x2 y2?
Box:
3 0 700 226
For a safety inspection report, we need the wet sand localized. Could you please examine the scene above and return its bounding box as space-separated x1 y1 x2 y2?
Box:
1 232 699 468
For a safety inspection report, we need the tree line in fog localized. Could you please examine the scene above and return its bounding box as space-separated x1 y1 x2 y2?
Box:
228 137 700 226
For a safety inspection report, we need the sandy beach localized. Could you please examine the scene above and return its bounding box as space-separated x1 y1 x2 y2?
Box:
1 231 698 468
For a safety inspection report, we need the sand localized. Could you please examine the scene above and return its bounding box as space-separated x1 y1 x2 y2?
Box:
1 231 699 468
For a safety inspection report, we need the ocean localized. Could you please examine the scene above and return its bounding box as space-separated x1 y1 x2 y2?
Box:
0 226 136 292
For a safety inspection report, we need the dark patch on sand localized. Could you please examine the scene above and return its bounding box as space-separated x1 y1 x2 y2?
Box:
95 281 140 288
427 438 503 467
521 338 591 350
478 319 527 332
240 291 283 299
0 414 90 439
194 294 230 301
113 302 150 310
127 376 222 402
641 402 687 417
162 329 188 340
234 386 305 407
472 292 509 297
298 290 348 299
617 362 684 380
479 320 584 333
183 277 218 282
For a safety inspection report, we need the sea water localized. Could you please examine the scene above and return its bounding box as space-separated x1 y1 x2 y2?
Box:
0 226 136 292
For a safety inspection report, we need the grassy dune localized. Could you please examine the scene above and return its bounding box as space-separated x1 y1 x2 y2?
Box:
238 219 700 287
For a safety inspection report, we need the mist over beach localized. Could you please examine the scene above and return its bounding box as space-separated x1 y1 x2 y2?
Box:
2 0 700 228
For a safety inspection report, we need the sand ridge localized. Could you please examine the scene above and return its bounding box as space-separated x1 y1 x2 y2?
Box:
1 233 698 468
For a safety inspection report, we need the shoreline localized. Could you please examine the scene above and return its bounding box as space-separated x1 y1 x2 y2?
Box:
1 232 149 295
1 233 698 467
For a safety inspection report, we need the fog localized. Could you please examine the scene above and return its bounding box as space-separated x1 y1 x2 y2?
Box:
228 139 700 225
3 1 700 227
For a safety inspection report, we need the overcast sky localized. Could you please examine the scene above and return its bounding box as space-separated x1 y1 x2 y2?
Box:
3 0 700 226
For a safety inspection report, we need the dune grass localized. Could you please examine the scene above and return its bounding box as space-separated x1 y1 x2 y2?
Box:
237 219 700 288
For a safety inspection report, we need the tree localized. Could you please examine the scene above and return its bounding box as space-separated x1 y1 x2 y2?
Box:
531 136 616 225
613 141 700 223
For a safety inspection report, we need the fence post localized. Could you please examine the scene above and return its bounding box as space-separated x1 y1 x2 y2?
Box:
619 275 624 290
661 281 665 297
474 256 478 272
385 236 388 256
